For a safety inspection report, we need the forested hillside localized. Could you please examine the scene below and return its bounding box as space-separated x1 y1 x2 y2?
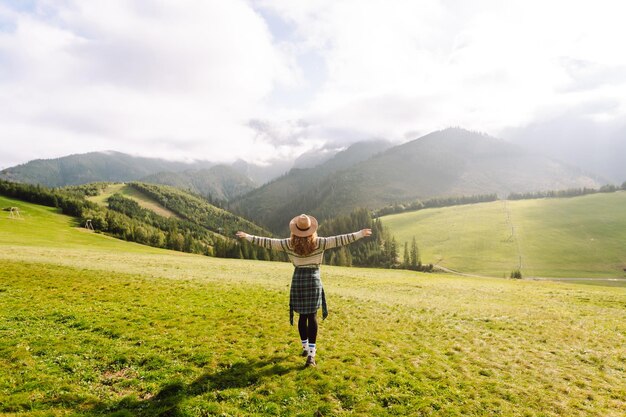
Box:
128 183 407 268
0 151 287 190
0 151 214 187
230 140 392 233
140 165 256 202
127 182 266 237
0 180 279 261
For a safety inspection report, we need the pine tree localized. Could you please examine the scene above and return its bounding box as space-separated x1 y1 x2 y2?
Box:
257 247 269 261
410 237 419 268
329 252 337 266
249 245 258 260
241 241 250 259
403 242 410 268
337 248 348 266
214 239 224 257
183 232 193 252
390 237 398 267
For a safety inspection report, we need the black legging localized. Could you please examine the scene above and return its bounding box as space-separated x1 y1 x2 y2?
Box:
298 313 318 344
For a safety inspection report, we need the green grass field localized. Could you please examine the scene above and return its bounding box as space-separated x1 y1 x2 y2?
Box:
86 183 180 219
381 192 626 279
1 195 625 416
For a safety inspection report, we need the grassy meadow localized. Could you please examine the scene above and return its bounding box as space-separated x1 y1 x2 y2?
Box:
1 195 625 416
85 183 180 219
381 192 626 279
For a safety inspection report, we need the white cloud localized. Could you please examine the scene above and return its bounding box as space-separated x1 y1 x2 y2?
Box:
2 0 626 169
0 0 297 166
260 0 626 141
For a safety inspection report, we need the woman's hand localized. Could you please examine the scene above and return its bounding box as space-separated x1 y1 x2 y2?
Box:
361 228 372 237
235 231 248 239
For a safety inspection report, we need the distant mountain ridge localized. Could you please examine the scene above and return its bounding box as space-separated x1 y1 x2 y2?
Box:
230 140 393 232
140 165 256 201
1 129 605 235
291 140 390 169
230 159 293 185
0 151 214 187
0 151 282 195
231 128 602 233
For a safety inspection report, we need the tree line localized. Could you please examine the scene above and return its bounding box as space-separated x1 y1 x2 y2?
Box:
507 183 625 201
372 182 626 218
63 182 111 197
0 179 97 218
318 208 385 267
317 208 433 271
373 194 498 217
400 237 434 272
129 182 268 238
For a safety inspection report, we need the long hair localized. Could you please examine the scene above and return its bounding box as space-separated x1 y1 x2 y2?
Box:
290 232 318 256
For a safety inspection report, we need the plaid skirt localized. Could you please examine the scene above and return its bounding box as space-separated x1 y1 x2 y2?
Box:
289 267 328 325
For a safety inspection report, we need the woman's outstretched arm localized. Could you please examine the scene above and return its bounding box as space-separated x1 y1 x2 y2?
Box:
236 231 290 252
319 228 372 250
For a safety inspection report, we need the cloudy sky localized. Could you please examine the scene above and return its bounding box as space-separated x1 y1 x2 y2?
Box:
1 0 626 171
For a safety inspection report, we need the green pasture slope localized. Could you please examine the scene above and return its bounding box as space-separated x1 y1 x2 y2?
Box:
382 192 626 280
1 195 625 416
86 183 180 219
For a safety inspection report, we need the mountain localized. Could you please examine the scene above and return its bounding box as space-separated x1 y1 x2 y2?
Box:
229 139 391 232
289 139 387 169
230 159 293 185
140 165 256 201
313 140 390 173
0 151 214 187
292 149 337 169
231 128 602 233
0 151 296 189
502 117 626 183
229 140 391 184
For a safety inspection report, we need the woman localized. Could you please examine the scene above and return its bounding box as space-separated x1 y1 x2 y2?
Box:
236 214 372 367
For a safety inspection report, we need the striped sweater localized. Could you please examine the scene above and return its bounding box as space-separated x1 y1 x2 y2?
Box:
245 230 366 267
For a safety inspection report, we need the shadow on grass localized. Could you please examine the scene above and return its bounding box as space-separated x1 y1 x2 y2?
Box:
86 355 297 417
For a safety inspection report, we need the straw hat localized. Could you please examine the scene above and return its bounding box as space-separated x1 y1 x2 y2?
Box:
289 214 318 237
